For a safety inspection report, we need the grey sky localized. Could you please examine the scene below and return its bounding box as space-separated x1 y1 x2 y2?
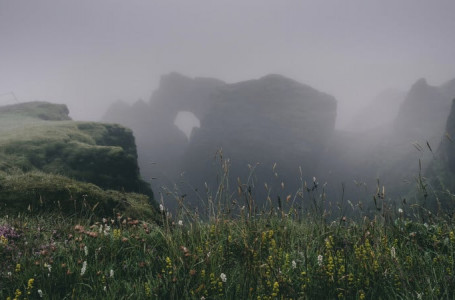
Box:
1 0 454 127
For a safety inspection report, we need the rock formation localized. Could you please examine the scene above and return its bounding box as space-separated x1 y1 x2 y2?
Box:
104 73 337 209
394 78 455 145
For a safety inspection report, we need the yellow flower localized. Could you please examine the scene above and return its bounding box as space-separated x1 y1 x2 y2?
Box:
15 264 21 273
27 278 34 294
271 281 279 297
0 235 8 245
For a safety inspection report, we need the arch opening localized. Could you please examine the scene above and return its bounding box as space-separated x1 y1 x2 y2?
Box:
173 111 200 140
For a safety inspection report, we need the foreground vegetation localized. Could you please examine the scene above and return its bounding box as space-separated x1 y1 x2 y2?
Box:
2 186 455 300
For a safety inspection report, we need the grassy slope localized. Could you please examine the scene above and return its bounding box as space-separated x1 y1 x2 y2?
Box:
0 102 157 219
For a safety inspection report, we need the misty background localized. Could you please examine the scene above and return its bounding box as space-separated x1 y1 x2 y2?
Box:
1 0 455 129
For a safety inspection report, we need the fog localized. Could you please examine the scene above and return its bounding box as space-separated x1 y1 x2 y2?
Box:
1 0 455 129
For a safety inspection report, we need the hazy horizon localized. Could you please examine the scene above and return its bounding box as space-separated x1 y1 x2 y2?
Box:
1 0 455 128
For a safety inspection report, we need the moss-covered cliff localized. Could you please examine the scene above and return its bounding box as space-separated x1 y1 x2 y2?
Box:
0 101 156 218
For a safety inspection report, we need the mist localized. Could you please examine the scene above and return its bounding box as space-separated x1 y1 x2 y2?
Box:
2 0 455 128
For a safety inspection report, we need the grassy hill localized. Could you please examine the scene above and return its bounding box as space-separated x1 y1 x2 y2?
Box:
0 101 157 219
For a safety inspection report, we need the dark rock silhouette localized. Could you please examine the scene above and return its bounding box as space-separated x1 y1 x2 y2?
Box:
394 78 455 145
442 99 455 173
104 73 337 209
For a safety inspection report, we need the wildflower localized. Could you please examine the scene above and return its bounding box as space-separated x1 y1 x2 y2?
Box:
110 269 114 278
178 220 183 226
317 255 323 266
81 261 87 276
159 204 164 212
113 229 121 239
390 246 396 259
398 208 403 214
417 292 423 300
220 273 227 283
7 271 12 277
271 281 279 297
292 260 297 269
37 289 43 298
0 235 8 245
103 225 111 236
84 245 88 256
27 278 34 294
145 282 151 296
15 263 21 272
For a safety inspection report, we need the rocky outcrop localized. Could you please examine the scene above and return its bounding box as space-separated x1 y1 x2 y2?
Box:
103 73 338 209
103 73 226 187
394 78 455 144
183 74 337 204
438 99 455 174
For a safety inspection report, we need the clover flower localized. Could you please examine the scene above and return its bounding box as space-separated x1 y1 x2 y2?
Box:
220 273 227 283
37 289 43 298
81 261 87 276
317 255 323 266
391 246 396 259
292 260 297 269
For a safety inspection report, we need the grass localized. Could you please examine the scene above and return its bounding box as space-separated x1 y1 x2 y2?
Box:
1 162 455 300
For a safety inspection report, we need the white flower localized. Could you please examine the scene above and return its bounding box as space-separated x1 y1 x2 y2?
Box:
110 269 114 278
7 271 12 277
159 204 164 212
37 289 43 298
416 292 422 300
84 245 88 256
44 263 52 274
220 273 227 283
317 254 323 266
291 260 297 269
104 286 107 291
103 225 111 236
398 208 403 214
390 246 396 259
178 220 183 226
81 261 87 276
